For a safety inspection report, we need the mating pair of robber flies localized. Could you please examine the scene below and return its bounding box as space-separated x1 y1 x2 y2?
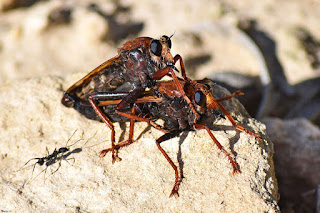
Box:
61 34 262 198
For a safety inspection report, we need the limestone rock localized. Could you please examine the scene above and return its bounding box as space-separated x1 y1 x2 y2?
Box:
0 75 279 212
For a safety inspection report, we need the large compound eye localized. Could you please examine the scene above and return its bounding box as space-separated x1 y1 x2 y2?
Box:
162 35 172 48
150 40 162 56
194 91 206 107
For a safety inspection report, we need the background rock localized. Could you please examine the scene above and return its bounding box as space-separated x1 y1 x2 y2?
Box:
263 118 320 213
0 0 320 85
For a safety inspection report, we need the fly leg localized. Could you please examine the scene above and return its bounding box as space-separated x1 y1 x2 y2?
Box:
116 110 167 133
193 123 241 174
215 90 244 102
117 87 145 111
88 92 127 163
99 105 137 159
99 103 169 157
207 89 261 141
107 91 167 133
117 97 184 197
155 130 182 198
89 91 164 161
216 102 262 141
153 66 200 122
173 54 189 80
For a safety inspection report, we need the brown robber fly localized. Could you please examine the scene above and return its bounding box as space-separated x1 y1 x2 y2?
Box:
61 35 200 163
91 66 262 197
61 34 179 111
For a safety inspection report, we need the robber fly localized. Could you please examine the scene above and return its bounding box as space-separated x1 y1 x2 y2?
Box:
61 34 179 112
61 35 197 162
92 66 262 197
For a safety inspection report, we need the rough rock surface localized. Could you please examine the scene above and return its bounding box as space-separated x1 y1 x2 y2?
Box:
0 75 279 212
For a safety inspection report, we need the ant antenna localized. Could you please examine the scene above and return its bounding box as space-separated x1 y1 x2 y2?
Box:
65 129 81 147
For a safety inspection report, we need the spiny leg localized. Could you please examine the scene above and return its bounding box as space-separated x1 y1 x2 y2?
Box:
89 91 165 161
116 110 166 133
153 66 200 122
155 130 182 198
115 96 168 133
88 94 118 163
117 87 145 111
217 102 262 141
173 54 188 80
215 90 244 102
210 90 261 140
193 123 241 174
100 105 137 158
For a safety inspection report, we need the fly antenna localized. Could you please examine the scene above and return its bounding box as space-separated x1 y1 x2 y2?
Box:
169 31 176 39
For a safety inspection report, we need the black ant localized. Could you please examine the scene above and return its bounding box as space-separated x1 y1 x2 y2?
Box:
19 130 95 184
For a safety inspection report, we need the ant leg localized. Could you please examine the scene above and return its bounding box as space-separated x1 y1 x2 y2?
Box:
27 160 40 181
43 166 50 183
217 102 262 141
49 155 74 178
49 161 62 177
17 157 40 171
193 123 241 174
64 157 76 166
88 94 119 163
30 160 41 179
155 130 182 198
27 167 47 184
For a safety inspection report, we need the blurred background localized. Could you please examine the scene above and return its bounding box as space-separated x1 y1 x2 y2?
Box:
1 0 320 212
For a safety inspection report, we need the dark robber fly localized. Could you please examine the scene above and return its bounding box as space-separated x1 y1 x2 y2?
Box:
91 66 262 198
61 35 197 163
